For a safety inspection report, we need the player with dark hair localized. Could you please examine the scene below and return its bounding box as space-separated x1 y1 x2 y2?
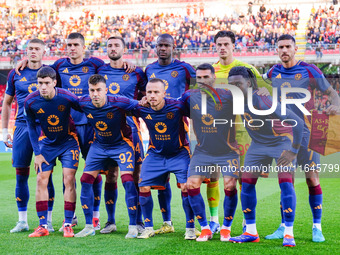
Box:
2 39 56 233
97 36 147 234
181 63 239 242
75 74 139 238
227 66 303 247
145 33 196 234
210 30 272 233
263 34 340 242
24 66 81 238
131 78 197 240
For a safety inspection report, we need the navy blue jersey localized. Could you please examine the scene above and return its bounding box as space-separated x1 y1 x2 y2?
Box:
145 59 196 98
51 57 105 125
79 95 138 146
98 64 147 99
24 88 80 155
264 60 330 138
181 89 238 155
6 67 42 125
98 63 147 129
132 98 189 155
243 92 303 149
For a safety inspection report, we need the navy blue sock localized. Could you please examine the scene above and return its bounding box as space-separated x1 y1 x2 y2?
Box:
182 192 195 228
104 182 117 223
309 184 323 224
93 175 102 214
136 184 143 224
36 201 48 225
158 181 172 221
122 174 138 225
223 188 238 227
140 191 153 227
241 173 258 225
47 174 55 212
15 168 30 211
80 173 95 225
188 187 208 228
64 201 76 225
278 172 296 227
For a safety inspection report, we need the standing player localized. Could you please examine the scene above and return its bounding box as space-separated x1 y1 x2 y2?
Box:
210 30 272 233
131 79 196 240
263 34 340 242
15 33 105 230
75 74 139 239
24 66 80 238
2 39 55 233
181 64 240 242
97 36 147 234
227 66 304 247
145 33 196 234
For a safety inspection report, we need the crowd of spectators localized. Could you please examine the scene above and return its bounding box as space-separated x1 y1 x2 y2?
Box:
0 1 299 58
306 5 340 51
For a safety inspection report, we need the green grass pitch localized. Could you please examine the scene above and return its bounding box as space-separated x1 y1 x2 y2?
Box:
0 152 339 255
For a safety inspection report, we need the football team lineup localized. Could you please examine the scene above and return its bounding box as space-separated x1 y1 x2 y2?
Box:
1 29 339 251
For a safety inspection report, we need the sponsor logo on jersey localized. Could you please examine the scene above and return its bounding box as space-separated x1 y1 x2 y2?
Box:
96 121 108 131
107 112 114 119
149 73 156 78
201 114 214 126
37 108 45 114
122 74 130 81
281 81 291 88
82 66 89 73
155 122 167 133
104 74 108 80
145 114 152 120
20 77 27 82
275 73 281 79
47 115 60 126
109 82 120 94
58 105 66 112
28 83 38 93
162 79 169 91
62 68 69 73
171 71 178 78
166 112 174 119
87 113 93 119
69 75 81 87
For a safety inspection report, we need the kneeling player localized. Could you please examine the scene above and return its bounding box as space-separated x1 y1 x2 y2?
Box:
24 67 80 238
132 78 197 240
227 66 303 247
181 64 240 242
75 74 139 238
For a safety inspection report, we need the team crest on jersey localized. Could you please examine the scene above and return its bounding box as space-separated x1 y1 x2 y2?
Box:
171 71 178 78
69 75 81 87
109 82 120 94
155 122 167 133
122 74 130 81
107 112 114 119
281 82 291 88
28 83 38 93
295 73 302 80
82 66 89 73
215 103 222 111
58 105 66 112
96 121 108 131
47 115 60 126
166 112 174 119
201 114 214 126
